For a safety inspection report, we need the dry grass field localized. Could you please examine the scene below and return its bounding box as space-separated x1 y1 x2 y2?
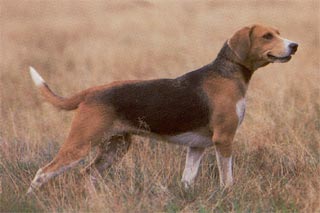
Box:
0 0 319 212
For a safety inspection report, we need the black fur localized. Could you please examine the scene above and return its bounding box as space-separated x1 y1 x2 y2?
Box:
97 69 211 135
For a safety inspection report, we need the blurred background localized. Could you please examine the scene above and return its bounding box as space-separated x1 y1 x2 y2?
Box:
0 0 319 212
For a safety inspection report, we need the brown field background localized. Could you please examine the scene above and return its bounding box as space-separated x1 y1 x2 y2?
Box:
0 0 319 212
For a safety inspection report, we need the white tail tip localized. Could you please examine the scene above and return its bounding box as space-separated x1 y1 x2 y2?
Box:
29 66 45 86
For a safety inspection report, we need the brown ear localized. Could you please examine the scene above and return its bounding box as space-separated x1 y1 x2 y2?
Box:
227 26 252 61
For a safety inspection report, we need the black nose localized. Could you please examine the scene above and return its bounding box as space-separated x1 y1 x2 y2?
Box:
289 43 298 53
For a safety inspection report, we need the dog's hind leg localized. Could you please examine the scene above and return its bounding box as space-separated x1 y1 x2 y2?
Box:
27 104 114 194
83 134 131 179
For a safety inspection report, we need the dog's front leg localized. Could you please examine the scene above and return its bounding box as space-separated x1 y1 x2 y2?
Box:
214 143 233 188
212 117 237 188
181 147 205 189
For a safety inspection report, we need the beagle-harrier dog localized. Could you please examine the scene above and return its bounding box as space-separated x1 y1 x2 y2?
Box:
27 24 298 194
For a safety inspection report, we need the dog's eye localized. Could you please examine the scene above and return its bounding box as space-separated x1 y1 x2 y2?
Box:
263 33 273 40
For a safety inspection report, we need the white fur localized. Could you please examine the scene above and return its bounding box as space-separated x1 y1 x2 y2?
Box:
166 132 212 147
27 160 81 194
29 66 45 86
283 38 294 55
236 98 246 126
215 149 233 187
181 147 205 188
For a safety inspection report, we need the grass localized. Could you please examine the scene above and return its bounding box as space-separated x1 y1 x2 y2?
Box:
0 0 319 212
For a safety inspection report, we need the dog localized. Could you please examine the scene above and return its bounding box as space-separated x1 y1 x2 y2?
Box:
27 24 298 194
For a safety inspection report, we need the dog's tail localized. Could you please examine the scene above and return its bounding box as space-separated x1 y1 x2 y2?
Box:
29 67 87 110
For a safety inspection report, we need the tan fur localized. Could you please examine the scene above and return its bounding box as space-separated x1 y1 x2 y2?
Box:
228 26 252 61
38 80 140 110
203 77 241 157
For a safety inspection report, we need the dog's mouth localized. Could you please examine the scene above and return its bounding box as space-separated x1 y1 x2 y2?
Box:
267 53 292 63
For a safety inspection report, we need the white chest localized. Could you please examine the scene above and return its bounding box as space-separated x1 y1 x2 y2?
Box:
236 98 246 126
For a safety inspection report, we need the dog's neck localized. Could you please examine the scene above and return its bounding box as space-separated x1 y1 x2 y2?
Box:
210 42 253 85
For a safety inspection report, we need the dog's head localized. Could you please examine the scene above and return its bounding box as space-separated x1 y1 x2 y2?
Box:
227 24 298 70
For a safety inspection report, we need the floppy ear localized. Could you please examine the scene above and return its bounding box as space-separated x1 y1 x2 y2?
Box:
227 26 252 61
